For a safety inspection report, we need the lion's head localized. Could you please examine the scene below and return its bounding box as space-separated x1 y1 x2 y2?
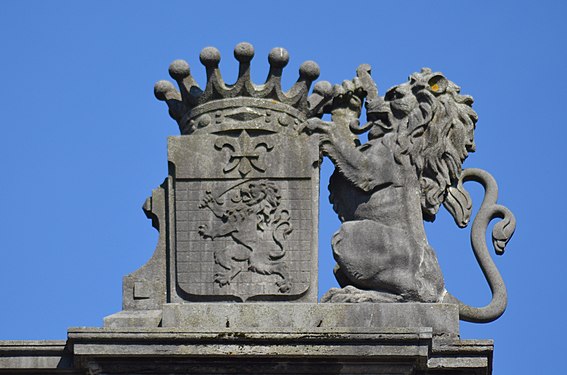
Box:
366 68 478 221
231 180 282 230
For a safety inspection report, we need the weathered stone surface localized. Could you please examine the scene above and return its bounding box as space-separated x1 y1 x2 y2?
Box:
121 181 168 311
0 330 493 374
119 43 324 308
169 134 320 302
0 341 74 373
303 65 516 323
161 302 460 337
104 302 461 337
104 309 162 329
65 327 492 374
118 43 515 327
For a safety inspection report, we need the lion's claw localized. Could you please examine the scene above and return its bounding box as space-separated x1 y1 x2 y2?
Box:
198 224 212 239
199 191 215 209
276 279 291 293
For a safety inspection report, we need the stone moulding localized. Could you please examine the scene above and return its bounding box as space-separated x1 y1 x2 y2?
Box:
0 329 493 374
0 341 73 371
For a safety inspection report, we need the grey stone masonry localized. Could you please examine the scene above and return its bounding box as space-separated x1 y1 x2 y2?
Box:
160 303 459 336
0 341 76 374
0 326 493 374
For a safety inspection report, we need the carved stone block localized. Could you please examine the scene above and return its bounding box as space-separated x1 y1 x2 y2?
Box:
168 134 319 302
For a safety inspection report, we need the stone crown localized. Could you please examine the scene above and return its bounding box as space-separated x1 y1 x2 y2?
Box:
154 42 333 134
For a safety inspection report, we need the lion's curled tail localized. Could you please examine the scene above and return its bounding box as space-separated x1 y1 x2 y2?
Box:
442 168 516 323
269 209 293 260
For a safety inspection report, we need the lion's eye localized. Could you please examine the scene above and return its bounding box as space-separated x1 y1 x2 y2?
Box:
428 75 448 93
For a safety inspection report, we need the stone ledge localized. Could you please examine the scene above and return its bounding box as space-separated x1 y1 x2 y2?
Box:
0 340 74 371
0 328 492 374
161 302 460 337
429 339 493 373
66 327 492 374
104 302 460 336
68 327 433 368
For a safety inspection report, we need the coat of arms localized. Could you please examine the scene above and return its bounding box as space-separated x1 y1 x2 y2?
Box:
126 42 515 322
155 43 321 301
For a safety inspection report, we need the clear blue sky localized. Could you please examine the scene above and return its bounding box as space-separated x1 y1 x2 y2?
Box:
1 1 565 373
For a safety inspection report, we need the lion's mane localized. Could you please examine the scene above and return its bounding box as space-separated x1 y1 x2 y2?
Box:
226 180 292 240
367 68 478 221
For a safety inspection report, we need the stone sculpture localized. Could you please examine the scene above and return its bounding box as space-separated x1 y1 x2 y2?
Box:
148 42 516 321
302 66 516 322
149 42 321 303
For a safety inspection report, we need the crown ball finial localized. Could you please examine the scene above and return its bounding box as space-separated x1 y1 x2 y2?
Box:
313 80 333 97
154 80 177 101
268 47 289 68
234 42 255 63
169 59 191 80
299 60 320 81
200 47 221 67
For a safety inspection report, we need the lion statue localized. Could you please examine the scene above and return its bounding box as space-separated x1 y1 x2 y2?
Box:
302 66 515 322
198 180 293 293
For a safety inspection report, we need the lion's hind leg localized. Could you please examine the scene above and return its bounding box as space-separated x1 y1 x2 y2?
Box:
248 257 291 293
214 244 250 287
331 219 444 302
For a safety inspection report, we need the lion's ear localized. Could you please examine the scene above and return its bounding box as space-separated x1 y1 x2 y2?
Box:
428 75 448 94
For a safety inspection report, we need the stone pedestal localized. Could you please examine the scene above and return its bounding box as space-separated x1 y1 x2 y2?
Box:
68 326 492 375
0 303 492 374
105 303 460 337
87 303 490 374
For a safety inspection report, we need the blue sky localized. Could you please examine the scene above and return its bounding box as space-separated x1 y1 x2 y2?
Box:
0 1 565 373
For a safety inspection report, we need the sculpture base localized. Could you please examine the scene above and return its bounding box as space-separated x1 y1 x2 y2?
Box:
0 303 494 374
104 302 460 337
65 326 491 374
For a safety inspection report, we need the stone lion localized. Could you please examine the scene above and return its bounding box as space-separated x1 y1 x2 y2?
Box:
199 180 293 293
303 66 515 322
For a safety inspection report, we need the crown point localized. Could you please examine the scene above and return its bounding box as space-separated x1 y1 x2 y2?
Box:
154 80 176 101
313 80 333 97
169 59 191 80
200 47 221 67
268 47 289 68
234 42 254 63
299 60 320 81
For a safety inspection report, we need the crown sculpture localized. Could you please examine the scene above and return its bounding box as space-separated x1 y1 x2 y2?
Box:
114 42 516 327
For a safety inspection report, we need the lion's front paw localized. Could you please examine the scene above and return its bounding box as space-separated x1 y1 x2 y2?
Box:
198 191 215 209
299 118 330 135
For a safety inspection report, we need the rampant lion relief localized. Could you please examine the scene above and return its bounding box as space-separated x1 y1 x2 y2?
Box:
302 66 516 323
198 179 293 293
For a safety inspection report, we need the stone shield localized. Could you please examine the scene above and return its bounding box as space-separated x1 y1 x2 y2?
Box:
167 98 319 302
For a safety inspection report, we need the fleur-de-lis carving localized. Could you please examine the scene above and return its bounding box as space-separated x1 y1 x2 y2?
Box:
214 130 274 176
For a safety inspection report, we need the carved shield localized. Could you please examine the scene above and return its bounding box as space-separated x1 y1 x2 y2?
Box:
168 99 319 302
